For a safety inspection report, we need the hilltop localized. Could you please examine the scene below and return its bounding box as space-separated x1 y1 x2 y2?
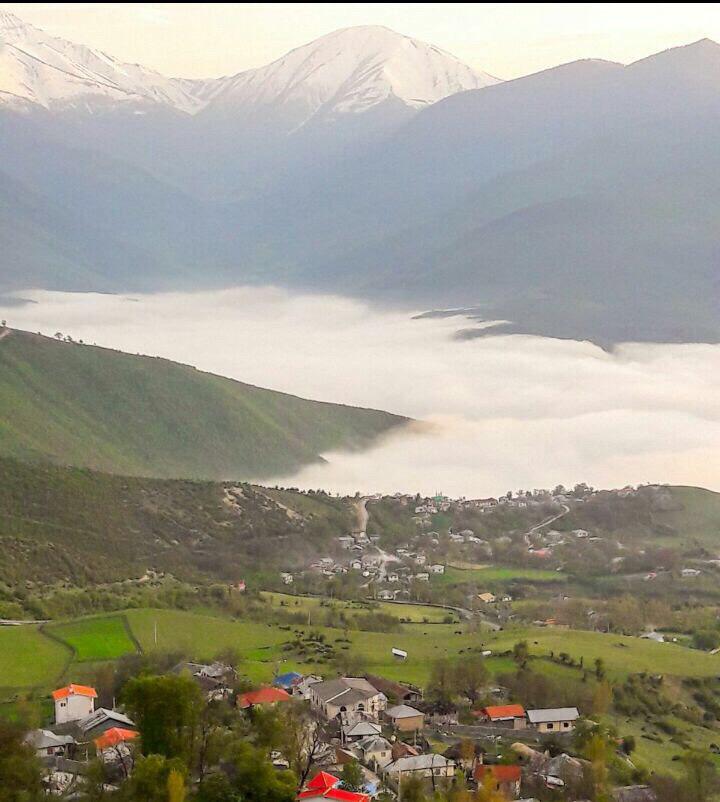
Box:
0 328 407 480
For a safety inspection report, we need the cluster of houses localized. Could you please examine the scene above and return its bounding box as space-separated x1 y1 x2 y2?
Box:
25 683 141 795
28 665 655 802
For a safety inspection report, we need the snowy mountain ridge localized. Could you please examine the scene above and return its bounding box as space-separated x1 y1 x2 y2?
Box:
0 12 499 117
0 10 201 112
199 25 500 124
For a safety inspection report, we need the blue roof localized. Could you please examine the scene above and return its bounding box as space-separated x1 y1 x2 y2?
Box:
273 671 303 688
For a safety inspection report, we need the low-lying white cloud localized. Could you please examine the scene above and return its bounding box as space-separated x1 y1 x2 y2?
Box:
3 286 720 497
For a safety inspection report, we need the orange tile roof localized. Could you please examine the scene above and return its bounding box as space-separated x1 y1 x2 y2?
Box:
52 684 98 701
94 727 139 750
238 686 291 708
478 704 525 720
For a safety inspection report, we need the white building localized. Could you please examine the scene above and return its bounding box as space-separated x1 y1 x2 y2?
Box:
52 684 97 725
526 707 579 733
308 677 386 722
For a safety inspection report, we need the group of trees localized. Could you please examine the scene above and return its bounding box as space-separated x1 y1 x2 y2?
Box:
427 655 490 709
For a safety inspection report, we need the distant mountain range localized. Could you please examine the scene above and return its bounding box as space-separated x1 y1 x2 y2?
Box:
0 327 407 480
1 11 719 343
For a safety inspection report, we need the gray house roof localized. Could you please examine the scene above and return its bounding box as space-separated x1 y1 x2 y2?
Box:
356 735 392 753
78 708 136 734
344 721 382 738
25 729 75 750
312 677 382 705
527 707 579 724
385 753 453 774
386 704 423 719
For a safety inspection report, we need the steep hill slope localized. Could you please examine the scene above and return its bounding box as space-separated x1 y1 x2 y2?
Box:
0 328 407 480
0 456 354 584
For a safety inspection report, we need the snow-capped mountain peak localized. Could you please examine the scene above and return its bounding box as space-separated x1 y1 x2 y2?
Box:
0 14 500 121
0 10 200 113
203 25 500 123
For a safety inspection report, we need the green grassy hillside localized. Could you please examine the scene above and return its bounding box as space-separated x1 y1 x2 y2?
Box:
0 328 406 480
0 456 354 584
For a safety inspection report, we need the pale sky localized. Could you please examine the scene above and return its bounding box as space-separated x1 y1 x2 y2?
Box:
2 2 719 80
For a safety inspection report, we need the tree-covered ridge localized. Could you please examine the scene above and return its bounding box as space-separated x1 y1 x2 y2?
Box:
0 328 407 481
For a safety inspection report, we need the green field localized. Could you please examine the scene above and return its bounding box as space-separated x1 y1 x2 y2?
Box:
47 615 138 662
439 565 565 586
261 592 457 623
0 626 70 689
3 609 719 704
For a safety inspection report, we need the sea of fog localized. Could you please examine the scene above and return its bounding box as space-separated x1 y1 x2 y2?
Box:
3 286 720 498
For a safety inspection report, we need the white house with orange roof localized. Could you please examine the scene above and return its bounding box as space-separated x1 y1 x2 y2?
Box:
52 684 97 724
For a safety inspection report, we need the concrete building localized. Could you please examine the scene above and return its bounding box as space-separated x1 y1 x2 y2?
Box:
52 684 97 725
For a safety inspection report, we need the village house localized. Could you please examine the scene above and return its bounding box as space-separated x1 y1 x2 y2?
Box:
298 771 369 802
25 729 76 759
343 721 382 742
475 764 522 799
526 707 579 733
365 674 422 704
308 677 386 722
238 686 292 709
477 592 496 605
353 734 393 769
414 572 430 582
79 708 137 740
52 684 97 725
429 564 445 574
385 704 425 733
173 661 236 700
475 704 527 730
377 590 395 600
273 671 304 693
280 572 294 584
384 753 455 781
94 727 139 764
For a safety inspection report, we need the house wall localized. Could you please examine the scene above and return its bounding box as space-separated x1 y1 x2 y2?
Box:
365 748 392 768
316 693 385 721
534 719 575 733
55 695 94 725
394 714 425 732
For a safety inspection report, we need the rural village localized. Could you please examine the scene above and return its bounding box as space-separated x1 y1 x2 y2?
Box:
7 482 720 802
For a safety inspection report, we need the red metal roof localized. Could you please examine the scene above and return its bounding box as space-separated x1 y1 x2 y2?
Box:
238 686 291 708
52 684 98 701
298 790 369 802
477 704 525 720
306 772 339 791
94 727 138 750
298 772 369 802
475 764 521 783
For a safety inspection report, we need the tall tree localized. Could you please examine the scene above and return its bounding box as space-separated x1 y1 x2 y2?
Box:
0 721 43 802
122 674 203 763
